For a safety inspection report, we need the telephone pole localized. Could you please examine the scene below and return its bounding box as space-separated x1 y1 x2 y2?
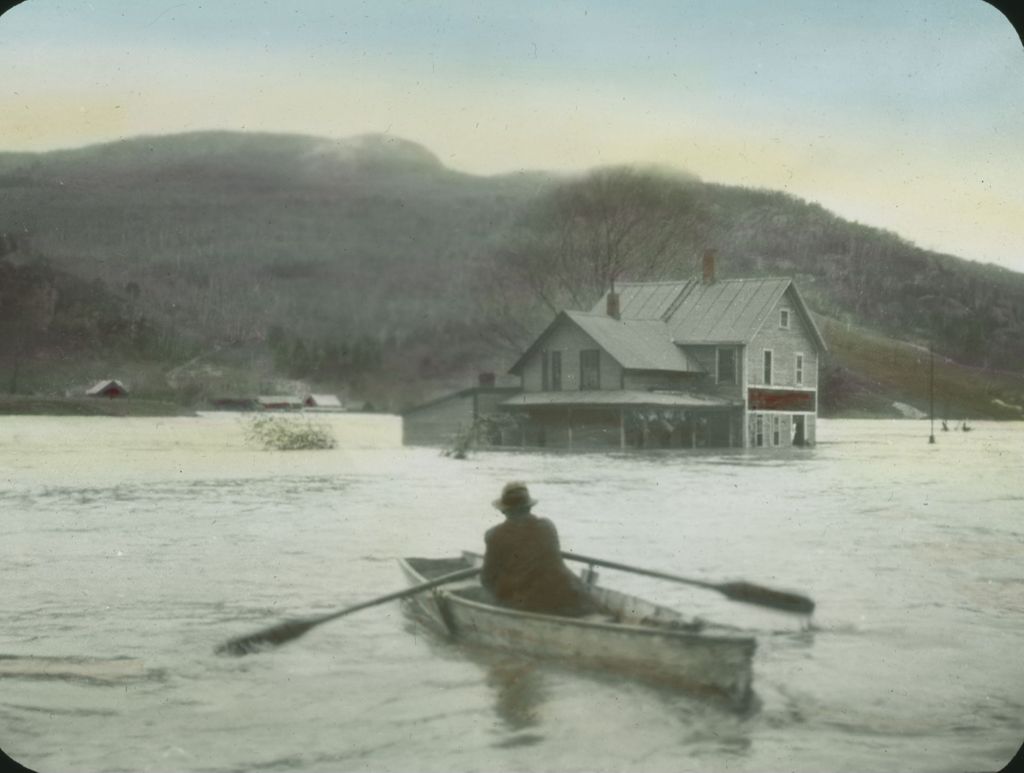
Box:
929 343 935 444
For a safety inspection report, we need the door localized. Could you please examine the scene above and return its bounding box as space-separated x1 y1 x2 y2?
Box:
792 415 805 447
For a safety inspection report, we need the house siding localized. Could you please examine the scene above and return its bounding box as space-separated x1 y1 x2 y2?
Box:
402 387 522 447
743 288 820 447
746 288 819 390
402 392 476 446
520 320 623 392
680 345 746 401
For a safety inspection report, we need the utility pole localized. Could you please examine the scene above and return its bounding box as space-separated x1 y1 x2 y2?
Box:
929 343 935 444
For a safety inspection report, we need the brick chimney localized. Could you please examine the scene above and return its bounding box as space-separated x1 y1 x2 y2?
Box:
606 291 621 320
478 372 496 388
702 249 716 284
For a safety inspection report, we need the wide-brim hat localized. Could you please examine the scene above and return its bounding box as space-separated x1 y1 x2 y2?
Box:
492 481 538 512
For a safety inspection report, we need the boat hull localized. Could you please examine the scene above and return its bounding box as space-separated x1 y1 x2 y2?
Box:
399 555 756 705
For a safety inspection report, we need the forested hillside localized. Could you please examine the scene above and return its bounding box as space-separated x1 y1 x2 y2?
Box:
1 130 1022 416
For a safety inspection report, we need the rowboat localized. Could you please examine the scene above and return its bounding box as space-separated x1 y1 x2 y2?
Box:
398 553 757 706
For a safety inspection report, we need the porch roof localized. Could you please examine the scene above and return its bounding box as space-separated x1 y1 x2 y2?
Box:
501 390 740 409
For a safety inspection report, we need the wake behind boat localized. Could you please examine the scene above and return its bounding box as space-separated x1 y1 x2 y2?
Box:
399 553 757 706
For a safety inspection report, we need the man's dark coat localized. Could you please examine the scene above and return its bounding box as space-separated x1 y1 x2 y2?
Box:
481 513 594 616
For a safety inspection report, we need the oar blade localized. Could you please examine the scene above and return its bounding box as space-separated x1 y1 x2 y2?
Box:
215 618 318 657
719 581 815 615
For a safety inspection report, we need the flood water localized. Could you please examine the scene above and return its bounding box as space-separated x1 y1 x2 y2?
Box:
2 414 1022 772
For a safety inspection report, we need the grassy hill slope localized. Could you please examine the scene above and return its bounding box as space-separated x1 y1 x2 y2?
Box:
819 318 1024 419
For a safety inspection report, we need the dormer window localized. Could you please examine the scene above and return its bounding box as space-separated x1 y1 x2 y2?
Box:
779 309 790 329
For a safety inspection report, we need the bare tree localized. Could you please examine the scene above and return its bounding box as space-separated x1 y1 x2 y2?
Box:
472 166 706 350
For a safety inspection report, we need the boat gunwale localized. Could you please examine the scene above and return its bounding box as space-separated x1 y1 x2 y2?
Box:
399 557 756 648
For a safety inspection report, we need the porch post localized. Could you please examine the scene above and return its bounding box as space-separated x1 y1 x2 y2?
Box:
619 409 626 450
567 407 573 450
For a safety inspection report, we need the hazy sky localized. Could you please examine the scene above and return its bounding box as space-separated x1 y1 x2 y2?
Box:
2 0 1022 272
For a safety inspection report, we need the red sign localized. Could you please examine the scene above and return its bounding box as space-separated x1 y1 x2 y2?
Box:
748 388 815 412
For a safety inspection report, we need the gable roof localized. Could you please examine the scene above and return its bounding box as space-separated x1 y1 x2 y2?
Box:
86 379 128 395
508 310 703 375
591 277 828 351
564 311 702 372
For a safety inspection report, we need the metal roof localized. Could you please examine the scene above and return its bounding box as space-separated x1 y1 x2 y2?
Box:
668 278 791 343
502 390 738 408
563 311 702 372
608 282 688 320
591 278 827 351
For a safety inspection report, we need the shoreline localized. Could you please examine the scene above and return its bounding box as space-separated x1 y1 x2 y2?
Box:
1 397 1017 422
0 396 197 417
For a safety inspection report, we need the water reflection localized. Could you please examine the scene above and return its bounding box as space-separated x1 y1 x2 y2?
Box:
400 608 550 732
481 654 546 731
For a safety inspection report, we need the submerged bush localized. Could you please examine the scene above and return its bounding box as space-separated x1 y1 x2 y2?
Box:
442 413 518 459
244 414 337 451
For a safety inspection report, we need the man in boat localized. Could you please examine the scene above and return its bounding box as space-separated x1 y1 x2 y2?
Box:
481 481 597 617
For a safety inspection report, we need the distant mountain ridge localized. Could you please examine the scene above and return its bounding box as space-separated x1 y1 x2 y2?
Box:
1 130 1022 416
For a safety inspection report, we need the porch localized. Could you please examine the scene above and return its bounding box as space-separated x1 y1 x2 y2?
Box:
499 391 744 450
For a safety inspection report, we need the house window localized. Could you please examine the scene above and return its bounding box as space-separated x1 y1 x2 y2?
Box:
772 415 781 446
780 309 790 329
763 350 773 385
550 351 562 391
580 349 600 390
795 353 804 386
716 347 736 384
541 351 549 390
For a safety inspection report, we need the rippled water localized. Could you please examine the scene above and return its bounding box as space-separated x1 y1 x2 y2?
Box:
2 414 1022 772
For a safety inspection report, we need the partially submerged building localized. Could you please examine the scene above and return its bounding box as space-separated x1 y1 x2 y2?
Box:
403 253 827 451
402 374 521 447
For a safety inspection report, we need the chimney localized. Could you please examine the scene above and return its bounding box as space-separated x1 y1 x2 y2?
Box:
606 291 621 320
478 371 496 388
702 249 716 284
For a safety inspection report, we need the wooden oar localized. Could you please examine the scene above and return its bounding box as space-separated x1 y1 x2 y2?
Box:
215 566 481 656
562 552 815 615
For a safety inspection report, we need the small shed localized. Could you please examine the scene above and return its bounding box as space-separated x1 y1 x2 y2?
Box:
86 379 129 399
257 395 303 411
303 394 343 410
402 382 521 446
